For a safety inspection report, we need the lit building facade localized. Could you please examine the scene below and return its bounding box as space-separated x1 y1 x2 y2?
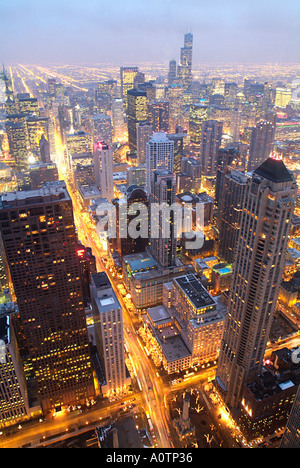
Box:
145 132 174 194
90 272 127 395
0 183 95 413
247 120 276 171
93 141 113 201
215 157 297 418
92 114 112 146
281 385 300 448
120 66 139 110
149 170 177 269
218 170 250 265
200 120 223 176
0 314 31 428
127 88 147 153
189 104 208 148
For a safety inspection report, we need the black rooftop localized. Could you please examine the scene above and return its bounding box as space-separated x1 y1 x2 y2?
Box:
175 274 216 310
92 271 110 289
254 157 293 183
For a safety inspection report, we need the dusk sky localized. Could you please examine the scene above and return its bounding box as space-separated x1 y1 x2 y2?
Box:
0 0 299 65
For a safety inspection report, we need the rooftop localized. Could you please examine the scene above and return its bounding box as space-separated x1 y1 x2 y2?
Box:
92 272 110 289
0 181 69 208
254 157 293 183
124 252 157 275
175 274 216 310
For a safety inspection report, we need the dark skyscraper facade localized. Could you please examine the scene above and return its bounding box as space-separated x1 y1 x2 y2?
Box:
149 170 177 269
127 88 147 153
178 33 193 88
218 170 250 265
168 59 177 85
280 385 300 448
0 183 95 413
247 119 276 171
200 120 223 176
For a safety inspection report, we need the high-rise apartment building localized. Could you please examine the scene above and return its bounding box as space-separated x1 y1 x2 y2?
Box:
177 157 201 193
148 100 169 133
200 120 223 176
136 121 153 165
146 132 174 194
247 120 276 171
0 183 95 413
218 170 250 264
92 114 112 146
215 157 297 417
149 170 177 269
127 88 147 153
93 141 114 201
90 272 127 395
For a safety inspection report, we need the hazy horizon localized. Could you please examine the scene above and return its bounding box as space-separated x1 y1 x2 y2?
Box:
0 0 299 66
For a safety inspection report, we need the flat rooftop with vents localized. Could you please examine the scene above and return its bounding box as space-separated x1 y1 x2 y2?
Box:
175 274 216 311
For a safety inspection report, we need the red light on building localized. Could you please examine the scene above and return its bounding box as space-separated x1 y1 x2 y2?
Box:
77 249 85 258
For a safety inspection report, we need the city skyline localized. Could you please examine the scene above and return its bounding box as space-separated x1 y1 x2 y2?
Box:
0 1 299 448
0 0 299 65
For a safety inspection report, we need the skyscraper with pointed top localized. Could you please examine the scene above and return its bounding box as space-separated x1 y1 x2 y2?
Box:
177 33 193 88
215 157 297 418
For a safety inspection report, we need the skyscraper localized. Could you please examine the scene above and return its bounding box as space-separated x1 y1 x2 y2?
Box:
90 272 127 395
189 104 207 148
92 114 112 146
168 60 177 86
146 132 174 194
215 157 297 417
280 385 300 448
127 88 147 153
149 170 177 269
148 100 169 133
112 98 125 142
120 66 139 111
200 120 223 176
247 119 276 171
93 141 114 201
5 121 29 171
177 33 193 88
136 121 153 165
0 183 95 413
114 185 149 257
217 170 250 264
0 313 30 427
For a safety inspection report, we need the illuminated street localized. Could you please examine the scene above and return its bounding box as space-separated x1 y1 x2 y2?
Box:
0 1 300 449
